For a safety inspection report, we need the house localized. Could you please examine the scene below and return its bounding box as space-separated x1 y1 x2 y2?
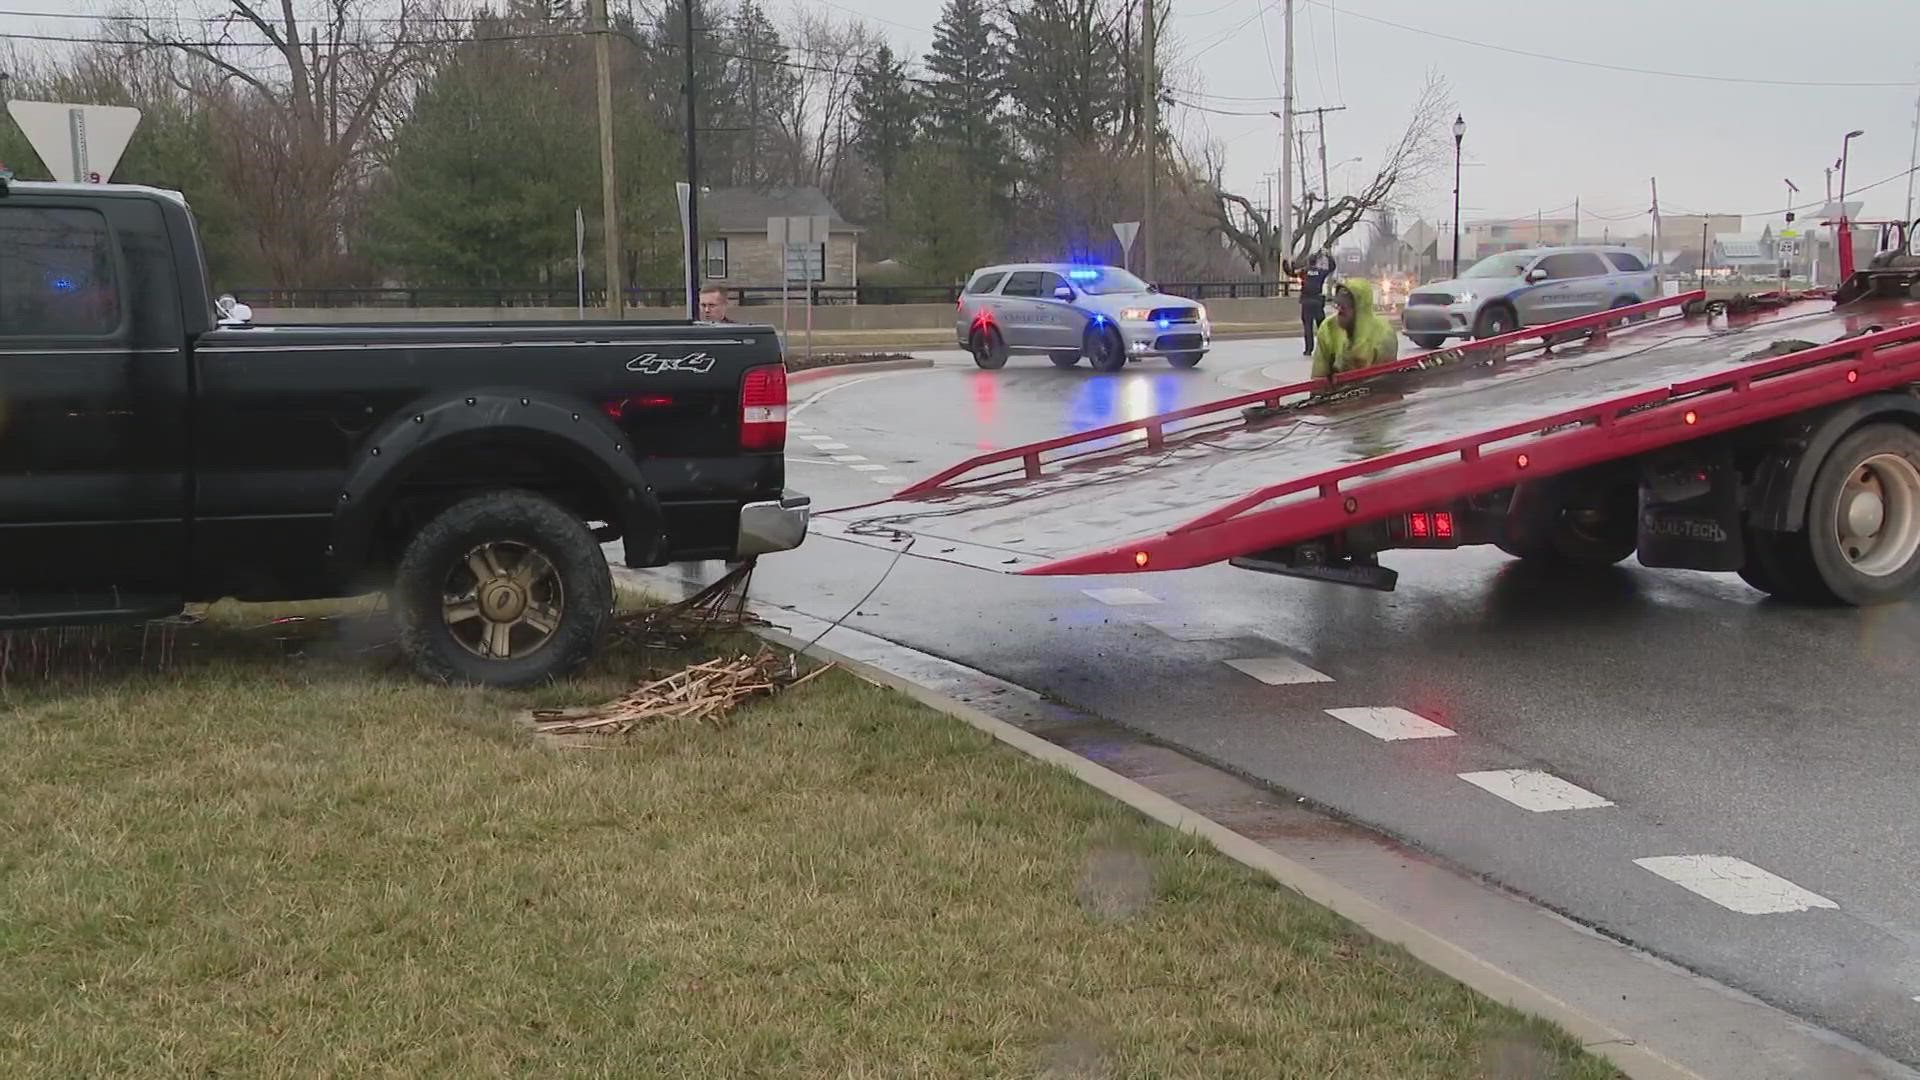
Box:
697 187 862 289
1713 230 1778 276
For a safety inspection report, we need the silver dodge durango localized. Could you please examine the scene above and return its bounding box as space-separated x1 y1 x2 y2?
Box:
955 263 1211 371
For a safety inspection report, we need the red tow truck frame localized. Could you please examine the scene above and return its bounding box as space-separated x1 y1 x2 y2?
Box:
815 269 1920 597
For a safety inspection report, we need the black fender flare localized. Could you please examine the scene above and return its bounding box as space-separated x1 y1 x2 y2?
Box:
327 389 662 580
1746 392 1920 532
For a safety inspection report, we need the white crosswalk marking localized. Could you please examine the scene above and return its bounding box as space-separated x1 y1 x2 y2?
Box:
1633 855 1838 915
797 434 831 442
874 475 906 485
814 442 849 450
850 463 888 472
1323 706 1453 740
1457 769 1613 811
831 454 868 462
1225 656 1333 685
1081 587 1162 606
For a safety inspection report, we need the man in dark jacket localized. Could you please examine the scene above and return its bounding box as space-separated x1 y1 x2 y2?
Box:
1297 245 1337 355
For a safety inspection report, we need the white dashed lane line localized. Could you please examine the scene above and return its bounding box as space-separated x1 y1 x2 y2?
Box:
874 475 906 485
1457 769 1613 812
1633 855 1838 915
1323 706 1454 740
813 442 849 451
1082 587 1162 606
850 463 888 472
1225 656 1334 685
1145 620 1249 641
831 454 868 462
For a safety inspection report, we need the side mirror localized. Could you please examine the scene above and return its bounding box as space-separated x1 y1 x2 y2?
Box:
1053 285 1075 301
1525 267 1550 283
215 294 254 326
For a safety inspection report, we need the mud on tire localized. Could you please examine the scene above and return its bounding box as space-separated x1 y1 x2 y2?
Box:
393 489 614 688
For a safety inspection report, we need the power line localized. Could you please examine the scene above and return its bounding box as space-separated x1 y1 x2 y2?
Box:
1309 0 1915 89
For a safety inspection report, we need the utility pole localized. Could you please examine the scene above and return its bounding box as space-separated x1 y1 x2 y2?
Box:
1291 105 1345 199
1906 89 1920 224
1278 0 1294 269
1536 207 1544 246
1142 0 1156 279
1573 197 1580 244
1649 177 1661 272
589 0 623 318
682 0 701 320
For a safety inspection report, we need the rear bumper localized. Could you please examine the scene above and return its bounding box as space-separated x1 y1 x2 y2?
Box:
737 489 811 557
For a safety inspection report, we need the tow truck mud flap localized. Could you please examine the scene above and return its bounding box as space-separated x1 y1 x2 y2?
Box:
1230 547 1400 591
1636 450 1744 571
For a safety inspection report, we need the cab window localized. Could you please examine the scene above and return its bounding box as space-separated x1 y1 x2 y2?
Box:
0 206 123 337
1606 251 1647 272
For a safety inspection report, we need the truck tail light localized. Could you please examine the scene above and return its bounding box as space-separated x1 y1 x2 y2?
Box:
740 364 788 451
1394 510 1458 545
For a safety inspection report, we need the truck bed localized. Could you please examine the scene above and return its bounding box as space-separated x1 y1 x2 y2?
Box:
814 292 1920 575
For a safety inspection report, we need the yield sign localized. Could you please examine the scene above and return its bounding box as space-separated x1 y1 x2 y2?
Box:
1113 220 1140 258
5 100 142 183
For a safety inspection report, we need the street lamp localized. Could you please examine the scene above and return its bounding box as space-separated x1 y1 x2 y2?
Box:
1451 114 1466 276
1839 129 1865 223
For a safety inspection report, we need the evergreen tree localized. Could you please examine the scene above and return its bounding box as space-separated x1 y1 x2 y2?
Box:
921 0 1009 192
851 45 919 192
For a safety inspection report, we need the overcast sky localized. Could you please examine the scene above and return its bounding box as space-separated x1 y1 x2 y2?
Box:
5 0 1918 236
823 0 1920 234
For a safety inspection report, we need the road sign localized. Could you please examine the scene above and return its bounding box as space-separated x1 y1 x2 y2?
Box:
767 214 830 248
783 243 824 283
5 101 141 183
1113 220 1140 261
1778 239 1800 257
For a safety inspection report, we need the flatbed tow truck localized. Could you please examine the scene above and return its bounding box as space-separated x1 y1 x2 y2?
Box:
815 222 1920 606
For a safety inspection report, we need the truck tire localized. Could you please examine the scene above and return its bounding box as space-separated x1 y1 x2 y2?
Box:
1738 528 1834 603
1409 333 1448 350
1474 304 1517 340
970 327 1009 370
1167 350 1205 369
393 489 613 688
1799 423 1920 605
1085 324 1127 373
1049 350 1081 368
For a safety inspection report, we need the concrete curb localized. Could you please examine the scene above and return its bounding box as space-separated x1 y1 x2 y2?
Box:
745 618 1699 1080
788 357 934 385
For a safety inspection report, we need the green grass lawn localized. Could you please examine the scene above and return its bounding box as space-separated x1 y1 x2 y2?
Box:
0 609 1619 1078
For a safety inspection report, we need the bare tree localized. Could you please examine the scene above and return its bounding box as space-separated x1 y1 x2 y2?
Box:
1185 72 1453 276
136 0 444 285
771 10 877 202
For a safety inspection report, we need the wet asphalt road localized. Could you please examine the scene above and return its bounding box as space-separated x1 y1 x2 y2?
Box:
760 338 1920 1066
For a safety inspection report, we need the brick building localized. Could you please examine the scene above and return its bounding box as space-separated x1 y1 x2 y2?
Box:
697 187 862 289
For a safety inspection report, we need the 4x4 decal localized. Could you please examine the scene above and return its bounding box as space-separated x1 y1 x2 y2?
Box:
626 352 717 374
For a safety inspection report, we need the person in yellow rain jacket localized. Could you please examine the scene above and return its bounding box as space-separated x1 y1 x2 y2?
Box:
1311 278 1398 382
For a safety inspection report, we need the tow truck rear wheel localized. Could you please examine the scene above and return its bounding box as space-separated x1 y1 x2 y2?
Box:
393 489 613 688
1085 324 1127 373
1800 424 1920 605
970 327 1009 370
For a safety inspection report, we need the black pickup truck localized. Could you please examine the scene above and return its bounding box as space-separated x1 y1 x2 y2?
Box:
0 177 808 686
